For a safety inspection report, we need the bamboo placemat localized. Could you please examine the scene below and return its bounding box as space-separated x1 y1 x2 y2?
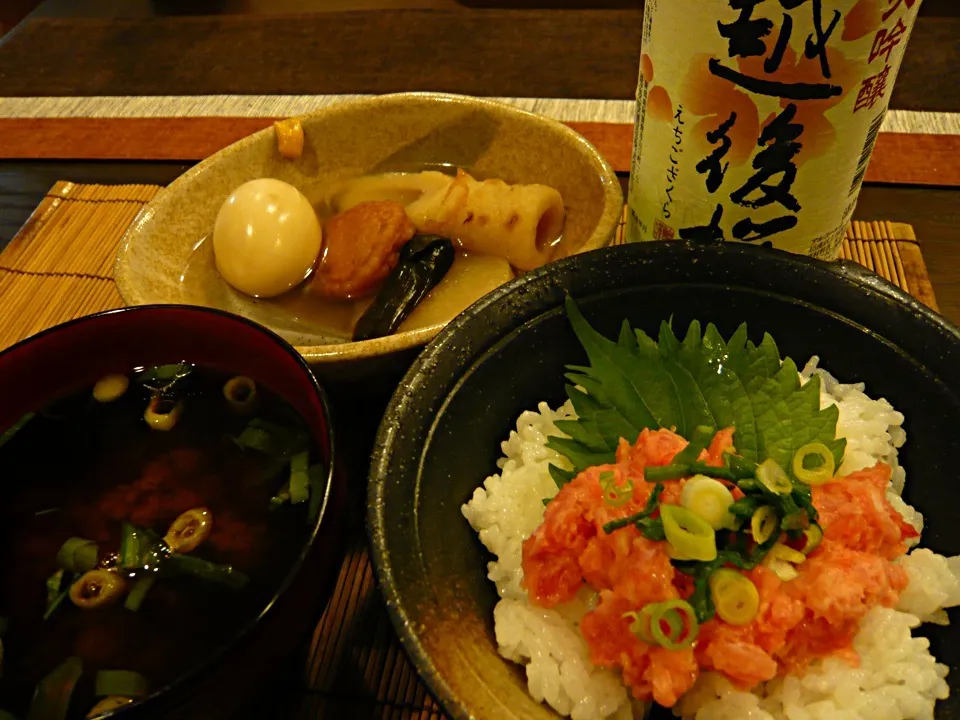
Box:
0 183 942 719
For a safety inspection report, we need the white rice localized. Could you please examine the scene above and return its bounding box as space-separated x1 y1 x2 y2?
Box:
462 357 960 720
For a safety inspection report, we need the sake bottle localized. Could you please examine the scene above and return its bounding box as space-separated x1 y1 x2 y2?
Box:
625 0 923 258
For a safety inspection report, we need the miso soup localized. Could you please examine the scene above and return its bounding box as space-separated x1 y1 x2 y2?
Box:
0 365 324 719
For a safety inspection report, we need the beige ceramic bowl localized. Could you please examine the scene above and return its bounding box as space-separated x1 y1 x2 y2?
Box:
115 92 623 376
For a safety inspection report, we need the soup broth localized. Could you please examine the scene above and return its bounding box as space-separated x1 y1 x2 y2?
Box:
0 366 321 719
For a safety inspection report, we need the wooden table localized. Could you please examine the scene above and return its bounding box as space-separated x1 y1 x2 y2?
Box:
0 2 957 718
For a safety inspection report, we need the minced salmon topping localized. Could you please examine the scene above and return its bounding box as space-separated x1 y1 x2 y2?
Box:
521 428 913 707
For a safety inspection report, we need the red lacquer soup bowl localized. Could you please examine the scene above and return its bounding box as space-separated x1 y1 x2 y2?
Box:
0 306 346 720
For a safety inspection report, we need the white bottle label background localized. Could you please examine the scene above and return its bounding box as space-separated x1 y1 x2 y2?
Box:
626 0 922 258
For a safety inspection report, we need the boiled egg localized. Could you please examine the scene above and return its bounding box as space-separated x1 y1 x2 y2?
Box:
213 178 322 298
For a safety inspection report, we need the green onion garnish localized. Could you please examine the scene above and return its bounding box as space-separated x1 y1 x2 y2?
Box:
289 451 310 505
649 599 699 651
792 442 836 486
136 363 193 393
56 537 98 575
688 462 737 481
726 454 759 480
0 411 35 449
43 569 74 621
166 554 249 590
603 483 665 534
670 425 715 466
27 656 82 720
124 576 156 612
643 464 691 483
119 523 167 573
94 670 148 699
599 470 633 507
234 418 308 459
269 480 291 510
234 426 277 455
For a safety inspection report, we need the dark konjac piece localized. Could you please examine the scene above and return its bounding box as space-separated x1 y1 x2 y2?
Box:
353 234 456 342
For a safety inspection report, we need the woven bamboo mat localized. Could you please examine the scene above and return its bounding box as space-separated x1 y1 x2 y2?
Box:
0 182 942 719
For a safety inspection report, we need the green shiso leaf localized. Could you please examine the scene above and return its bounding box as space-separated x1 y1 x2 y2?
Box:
565 296 682 434
673 321 759 463
547 297 844 490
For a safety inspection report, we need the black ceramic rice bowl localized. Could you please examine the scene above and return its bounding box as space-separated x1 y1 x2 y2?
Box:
368 241 960 720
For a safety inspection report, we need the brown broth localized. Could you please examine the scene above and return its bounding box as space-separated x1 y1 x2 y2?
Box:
269 250 514 339
0 368 314 718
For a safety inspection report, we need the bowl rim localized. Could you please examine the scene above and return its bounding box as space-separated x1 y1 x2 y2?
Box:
0 303 339 716
366 239 960 720
113 91 624 366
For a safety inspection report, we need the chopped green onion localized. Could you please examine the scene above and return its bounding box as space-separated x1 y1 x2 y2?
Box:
166 554 249 590
736 479 761 493
765 558 799 582
750 506 778 544
56 538 98 575
223 376 258 414
92 375 130 404
69 571 125 609
644 464 691 483
792 443 835 486
649 599 699 650
781 509 810 531
234 427 277 455
767 542 807 565
726 454 758 480
623 605 657 645
143 397 182 432
136 363 193 392
45 569 65 604
289 451 310 505
727 495 762 520
798 524 824 555
639 518 666 541
163 508 212 554
94 670 148 699
234 418 308 459
119 523 168 573
671 426 715 466
602 483 664 534
269 480 291 510
124 577 155 612
599 470 633 507
709 569 760 625
680 475 735 530
44 569 74 621
658 604 684 639
688 462 736 481
307 463 327 522
756 459 793 495
119 523 141 570
44 591 69 621
27 656 83 720
0 412 35 449
661 505 717 561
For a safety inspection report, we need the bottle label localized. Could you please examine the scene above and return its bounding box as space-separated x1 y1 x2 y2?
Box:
626 0 922 258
